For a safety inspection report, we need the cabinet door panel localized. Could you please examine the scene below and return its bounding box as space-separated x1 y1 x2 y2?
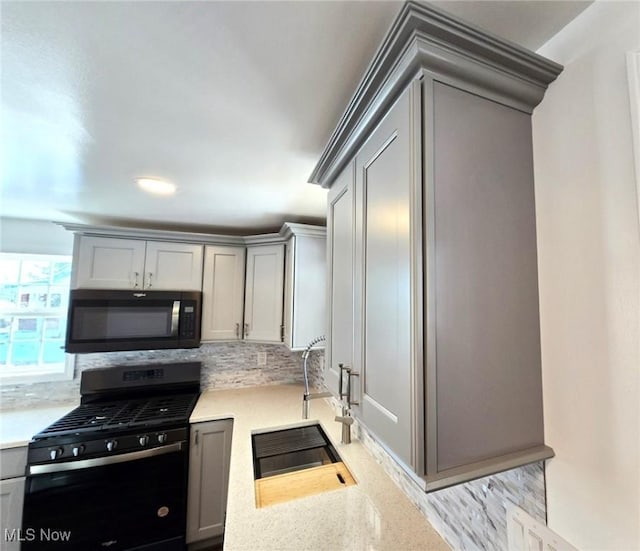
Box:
144 242 203 291
0 477 25 551
356 88 413 466
75 237 146 289
244 245 284 342
326 163 355 395
201 246 245 341
283 237 295 347
290 236 326 350
187 420 233 543
432 82 544 471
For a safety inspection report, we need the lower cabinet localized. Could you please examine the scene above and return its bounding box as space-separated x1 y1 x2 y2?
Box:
187 419 233 545
0 446 27 551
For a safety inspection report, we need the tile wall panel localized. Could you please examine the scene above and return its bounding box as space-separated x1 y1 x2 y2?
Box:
0 342 318 411
1 346 544 551
352 403 546 551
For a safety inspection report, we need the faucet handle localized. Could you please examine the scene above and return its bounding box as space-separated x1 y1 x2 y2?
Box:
335 415 354 425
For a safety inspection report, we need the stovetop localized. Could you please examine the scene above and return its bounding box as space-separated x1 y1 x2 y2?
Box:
34 392 199 439
26 362 201 467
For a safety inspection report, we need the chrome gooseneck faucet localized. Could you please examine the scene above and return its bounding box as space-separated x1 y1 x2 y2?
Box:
335 363 359 444
301 335 331 419
300 336 358 445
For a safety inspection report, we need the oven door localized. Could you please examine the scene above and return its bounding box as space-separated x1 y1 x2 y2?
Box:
22 446 188 551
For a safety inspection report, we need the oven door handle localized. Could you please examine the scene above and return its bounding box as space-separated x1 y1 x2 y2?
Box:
28 442 184 475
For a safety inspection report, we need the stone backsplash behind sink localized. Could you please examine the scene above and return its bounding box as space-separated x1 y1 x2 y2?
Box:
356 418 546 551
0 342 326 411
0 344 545 551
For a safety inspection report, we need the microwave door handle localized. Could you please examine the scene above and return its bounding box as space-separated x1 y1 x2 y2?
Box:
171 301 180 337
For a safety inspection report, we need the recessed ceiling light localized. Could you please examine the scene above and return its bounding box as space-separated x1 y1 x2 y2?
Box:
136 177 176 195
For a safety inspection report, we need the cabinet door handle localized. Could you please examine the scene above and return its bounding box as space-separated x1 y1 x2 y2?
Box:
338 364 349 400
194 430 199 446
133 272 140 288
348 370 360 406
244 323 249 338
235 323 240 339
147 272 153 288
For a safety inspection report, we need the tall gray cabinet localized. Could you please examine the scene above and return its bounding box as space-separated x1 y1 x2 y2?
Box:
314 1 563 491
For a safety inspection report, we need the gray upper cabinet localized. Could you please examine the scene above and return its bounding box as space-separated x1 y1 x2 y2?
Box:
282 225 326 350
74 235 203 291
201 245 246 341
143 241 204 291
65 223 327 348
325 162 355 396
244 244 285 342
311 1 563 491
354 86 417 468
74 236 147 289
431 82 545 471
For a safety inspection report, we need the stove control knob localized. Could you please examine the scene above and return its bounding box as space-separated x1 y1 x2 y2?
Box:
49 448 63 460
138 435 149 447
72 445 85 457
106 440 118 452
157 433 167 444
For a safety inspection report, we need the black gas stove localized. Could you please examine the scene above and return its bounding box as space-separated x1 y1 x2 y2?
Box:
23 362 201 551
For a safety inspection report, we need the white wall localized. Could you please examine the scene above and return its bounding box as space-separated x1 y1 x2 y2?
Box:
0 217 73 255
532 2 640 549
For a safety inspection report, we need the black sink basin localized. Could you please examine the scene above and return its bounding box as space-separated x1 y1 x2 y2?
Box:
252 424 339 479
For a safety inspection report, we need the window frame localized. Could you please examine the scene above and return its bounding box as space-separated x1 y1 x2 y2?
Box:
0 252 75 384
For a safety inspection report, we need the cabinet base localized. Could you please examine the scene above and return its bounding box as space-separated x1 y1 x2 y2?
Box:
187 535 223 551
422 445 555 492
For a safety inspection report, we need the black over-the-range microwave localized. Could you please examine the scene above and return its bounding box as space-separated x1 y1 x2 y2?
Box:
65 289 202 353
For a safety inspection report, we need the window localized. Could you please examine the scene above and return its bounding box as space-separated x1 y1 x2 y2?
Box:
0 253 74 383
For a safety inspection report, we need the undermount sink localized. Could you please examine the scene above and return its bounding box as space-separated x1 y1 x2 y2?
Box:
251 423 356 507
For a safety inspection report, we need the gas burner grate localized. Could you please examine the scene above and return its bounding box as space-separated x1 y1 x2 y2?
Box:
34 393 199 438
105 394 198 428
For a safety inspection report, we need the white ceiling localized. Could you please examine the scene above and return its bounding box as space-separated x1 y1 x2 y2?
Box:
1 0 591 234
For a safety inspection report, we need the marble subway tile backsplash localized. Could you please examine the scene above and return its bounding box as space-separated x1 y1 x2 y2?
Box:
354 417 546 551
0 342 324 411
0 345 544 551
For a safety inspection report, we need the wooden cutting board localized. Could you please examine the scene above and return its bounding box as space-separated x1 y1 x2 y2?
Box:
255 461 356 508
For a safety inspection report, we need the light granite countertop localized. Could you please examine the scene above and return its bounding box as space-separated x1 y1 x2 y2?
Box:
190 384 450 551
0 403 78 449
